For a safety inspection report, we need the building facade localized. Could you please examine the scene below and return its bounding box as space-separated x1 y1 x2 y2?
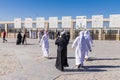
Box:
0 15 120 40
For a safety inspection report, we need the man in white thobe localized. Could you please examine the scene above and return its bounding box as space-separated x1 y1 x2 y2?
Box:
84 30 93 60
29 30 32 38
40 30 49 58
72 31 91 68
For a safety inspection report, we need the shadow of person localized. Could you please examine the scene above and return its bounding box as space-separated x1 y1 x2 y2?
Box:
47 56 75 59
86 57 120 61
85 65 120 69
63 65 120 72
64 68 107 72
47 57 56 59
25 43 37 45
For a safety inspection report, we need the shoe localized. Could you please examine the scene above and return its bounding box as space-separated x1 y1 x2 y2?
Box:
61 67 64 71
63 64 69 67
77 64 81 68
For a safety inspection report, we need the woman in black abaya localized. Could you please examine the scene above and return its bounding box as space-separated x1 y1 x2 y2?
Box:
55 31 69 71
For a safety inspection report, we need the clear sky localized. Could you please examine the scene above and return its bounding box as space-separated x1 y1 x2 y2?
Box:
0 0 120 21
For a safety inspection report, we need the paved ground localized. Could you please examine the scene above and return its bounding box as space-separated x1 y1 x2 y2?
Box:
0 38 120 80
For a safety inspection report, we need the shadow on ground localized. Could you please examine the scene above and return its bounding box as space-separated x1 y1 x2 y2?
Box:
25 43 37 45
64 65 120 72
86 57 120 61
48 57 120 61
48 57 75 59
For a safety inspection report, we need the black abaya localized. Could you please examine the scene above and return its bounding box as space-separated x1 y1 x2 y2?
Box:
55 34 69 71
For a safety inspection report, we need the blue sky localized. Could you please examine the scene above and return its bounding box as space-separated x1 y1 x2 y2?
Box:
0 0 120 21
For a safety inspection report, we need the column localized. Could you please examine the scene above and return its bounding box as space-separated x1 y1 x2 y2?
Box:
98 29 102 40
102 29 104 40
45 22 49 31
93 29 96 34
116 29 120 40
70 21 74 40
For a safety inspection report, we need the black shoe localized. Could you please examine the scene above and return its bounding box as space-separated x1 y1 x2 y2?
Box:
64 64 69 67
61 67 64 71
77 64 81 68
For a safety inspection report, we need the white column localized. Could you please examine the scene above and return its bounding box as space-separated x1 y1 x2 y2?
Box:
98 29 102 40
70 21 74 39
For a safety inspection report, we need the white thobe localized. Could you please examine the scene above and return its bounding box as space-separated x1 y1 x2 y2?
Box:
72 31 90 66
29 30 32 38
38 32 42 43
84 30 92 58
40 34 49 57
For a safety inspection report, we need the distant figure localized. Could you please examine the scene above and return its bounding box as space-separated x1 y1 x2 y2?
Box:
32 31 37 39
38 30 42 43
56 31 60 39
40 30 49 58
55 31 69 71
49 32 52 39
3 30 7 43
29 30 32 38
51 32 54 40
72 31 91 68
84 30 93 60
16 32 22 45
22 33 27 45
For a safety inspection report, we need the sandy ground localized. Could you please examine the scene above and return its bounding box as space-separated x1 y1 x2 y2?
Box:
0 38 120 80
0 48 22 76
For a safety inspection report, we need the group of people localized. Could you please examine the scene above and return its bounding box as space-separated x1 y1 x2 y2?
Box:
39 29 93 71
39 30 70 71
16 32 27 45
1 29 93 71
29 30 37 39
39 30 70 59
55 30 93 71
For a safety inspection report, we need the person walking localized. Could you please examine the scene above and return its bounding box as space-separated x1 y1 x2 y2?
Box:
16 32 22 45
38 30 42 43
40 30 49 58
84 30 93 60
22 33 27 45
55 31 69 71
3 30 7 43
72 31 91 68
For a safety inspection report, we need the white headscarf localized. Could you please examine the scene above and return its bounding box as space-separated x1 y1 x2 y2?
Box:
84 30 90 38
60 31 65 35
72 30 86 50
79 31 84 36
84 30 93 44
